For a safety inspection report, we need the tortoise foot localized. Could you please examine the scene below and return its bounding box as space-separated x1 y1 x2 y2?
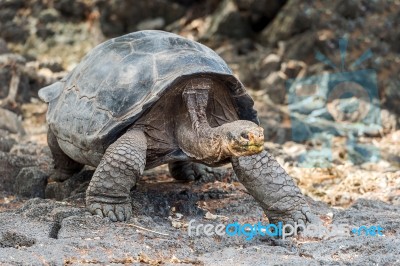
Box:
169 161 220 182
87 200 132 222
267 205 320 228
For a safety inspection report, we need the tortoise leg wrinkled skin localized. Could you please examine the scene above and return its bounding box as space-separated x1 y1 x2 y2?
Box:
168 161 213 181
86 129 146 222
232 150 318 226
47 128 84 181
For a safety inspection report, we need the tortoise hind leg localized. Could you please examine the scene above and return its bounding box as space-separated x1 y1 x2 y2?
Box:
86 129 147 222
47 128 84 181
168 161 220 182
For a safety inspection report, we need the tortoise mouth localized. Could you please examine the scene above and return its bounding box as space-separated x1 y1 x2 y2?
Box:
219 122 265 157
244 143 264 152
229 140 264 156
231 142 264 153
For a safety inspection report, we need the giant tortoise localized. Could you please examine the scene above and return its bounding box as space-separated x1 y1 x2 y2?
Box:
39 30 316 225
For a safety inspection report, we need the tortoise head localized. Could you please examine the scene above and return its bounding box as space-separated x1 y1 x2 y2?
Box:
220 120 264 157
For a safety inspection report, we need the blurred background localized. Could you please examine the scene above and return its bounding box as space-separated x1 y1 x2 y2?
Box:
0 0 399 207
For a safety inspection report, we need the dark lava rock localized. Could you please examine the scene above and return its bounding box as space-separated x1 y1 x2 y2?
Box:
259 0 315 46
283 31 317 62
45 170 94 201
10 141 46 157
38 8 60 23
334 0 363 19
96 0 185 37
0 0 25 10
0 54 28 104
0 108 25 135
14 167 47 198
0 231 36 248
204 0 253 39
36 25 56 40
39 60 64 73
202 0 286 39
0 7 17 23
0 133 16 152
235 0 286 32
0 53 48 106
54 0 89 21
0 21 29 44
0 151 36 192
385 78 400 117
0 39 8 55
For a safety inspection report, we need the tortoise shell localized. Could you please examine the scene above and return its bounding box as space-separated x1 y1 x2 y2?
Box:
39 30 258 163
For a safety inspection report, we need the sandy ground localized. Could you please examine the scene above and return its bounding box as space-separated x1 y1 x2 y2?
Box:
0 174 399 265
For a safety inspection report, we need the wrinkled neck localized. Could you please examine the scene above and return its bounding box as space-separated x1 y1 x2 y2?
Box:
176 117 227 164
178 79 230 163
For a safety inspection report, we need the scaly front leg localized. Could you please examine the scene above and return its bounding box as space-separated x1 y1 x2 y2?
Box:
86 129 146 222
232 150 318 226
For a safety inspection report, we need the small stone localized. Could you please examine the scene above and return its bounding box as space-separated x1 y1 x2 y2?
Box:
14 167 47 198
0 135 16 152
0 108 25 135
0 151 36 192
38 8 60 23
203 0 252 39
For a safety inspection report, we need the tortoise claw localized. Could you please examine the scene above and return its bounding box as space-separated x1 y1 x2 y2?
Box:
88 202 132 222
